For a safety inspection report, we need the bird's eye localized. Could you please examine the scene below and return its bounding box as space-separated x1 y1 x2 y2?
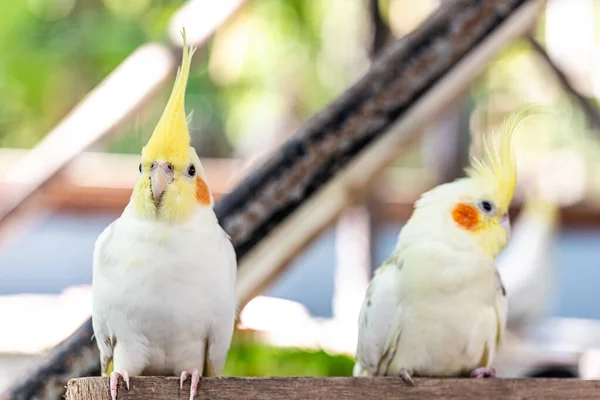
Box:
138 163 142 173
478 200 494 214
187 164 196 177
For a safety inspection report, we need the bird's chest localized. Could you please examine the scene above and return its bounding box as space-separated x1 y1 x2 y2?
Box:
96 231 222 338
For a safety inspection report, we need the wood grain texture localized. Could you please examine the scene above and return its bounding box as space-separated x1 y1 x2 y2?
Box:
66 377 600 400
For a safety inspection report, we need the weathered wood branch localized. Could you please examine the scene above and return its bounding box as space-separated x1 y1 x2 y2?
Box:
218 0 536 261
65 377 600 400
233 0 541 305
2 0 542 399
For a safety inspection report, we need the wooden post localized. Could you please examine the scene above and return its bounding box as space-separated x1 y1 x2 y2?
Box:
65 377 600 400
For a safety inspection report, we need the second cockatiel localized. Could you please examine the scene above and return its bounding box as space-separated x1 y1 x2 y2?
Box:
353 110 531 383
497 194 558 336
92 29 237 400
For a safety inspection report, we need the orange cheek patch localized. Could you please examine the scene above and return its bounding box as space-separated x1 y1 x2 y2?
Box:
452 203 480 231
195 176 211 205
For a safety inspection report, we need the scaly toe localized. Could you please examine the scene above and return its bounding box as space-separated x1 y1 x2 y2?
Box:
109 372 120 400
471 367 496 378
180 371 190 390
190 369 200 400
399 369 415 386
109 370 130 400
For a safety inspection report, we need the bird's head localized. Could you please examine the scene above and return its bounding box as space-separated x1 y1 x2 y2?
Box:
131 29 212 223
411 108 538 259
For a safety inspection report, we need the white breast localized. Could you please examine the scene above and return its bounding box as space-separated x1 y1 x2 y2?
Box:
92 204 237 374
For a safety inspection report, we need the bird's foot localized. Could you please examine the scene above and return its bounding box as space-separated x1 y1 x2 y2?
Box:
471 367 496 379
109 370 130 400
180 369 201 400
398 369 415 386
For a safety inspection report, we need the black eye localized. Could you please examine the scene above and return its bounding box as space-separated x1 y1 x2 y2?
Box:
138 163 142 173
480 200 493 213
187 164 196 177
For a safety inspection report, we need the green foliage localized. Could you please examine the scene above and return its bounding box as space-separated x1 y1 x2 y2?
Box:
0 0 181 148
0 0 357 157
223 336 354 377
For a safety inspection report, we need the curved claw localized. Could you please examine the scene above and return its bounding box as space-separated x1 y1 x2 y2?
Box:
109 370 130 400
179 369 201 399
190 369 200 400
471 367 496 378
399 369 415 386
180 371 190 389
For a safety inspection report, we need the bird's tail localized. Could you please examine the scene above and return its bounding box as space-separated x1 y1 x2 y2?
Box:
202 337 216 377
352 361 371 377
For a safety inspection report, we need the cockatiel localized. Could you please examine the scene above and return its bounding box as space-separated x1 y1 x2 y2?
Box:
353 110 533 384
497 193 558 336
92 29 237 400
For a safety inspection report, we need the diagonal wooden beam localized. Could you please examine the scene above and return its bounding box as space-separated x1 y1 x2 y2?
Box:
232 0 543 304
2 1 543 399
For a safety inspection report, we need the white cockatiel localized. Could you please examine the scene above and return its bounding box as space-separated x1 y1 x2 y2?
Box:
497 193 558 336
353 110 534 383
92 29 237 400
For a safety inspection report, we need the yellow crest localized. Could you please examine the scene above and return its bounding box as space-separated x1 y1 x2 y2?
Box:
141 28 196 169
465 106 543 211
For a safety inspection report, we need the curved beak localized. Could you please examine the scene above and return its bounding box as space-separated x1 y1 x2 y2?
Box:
500 213 511 237
151 162 175 203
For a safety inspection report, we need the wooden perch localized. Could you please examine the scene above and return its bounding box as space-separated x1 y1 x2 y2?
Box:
2 1 543 399
65 377 600 400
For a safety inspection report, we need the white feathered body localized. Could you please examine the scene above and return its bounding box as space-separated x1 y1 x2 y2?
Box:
354 210 506 377
92 203 237 376
497 202 557 335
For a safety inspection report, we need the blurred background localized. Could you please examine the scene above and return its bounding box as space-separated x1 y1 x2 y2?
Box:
2 0 600 391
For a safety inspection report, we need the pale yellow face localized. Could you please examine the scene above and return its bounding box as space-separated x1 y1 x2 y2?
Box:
413 179 513 259
131 147 211 223
450 193 511 258
128 29 209 223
